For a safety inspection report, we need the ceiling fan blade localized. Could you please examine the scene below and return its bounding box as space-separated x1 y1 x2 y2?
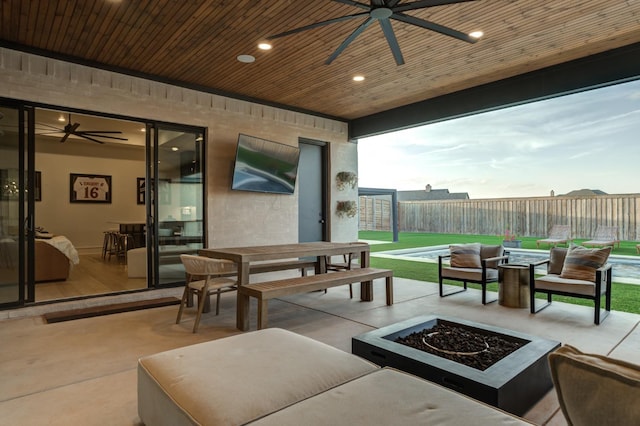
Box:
332 0 370 11
78 132 129 141
392 12 478 43
37 123 64 131
379 19 404 65
77 130 123 134
325 17 376 65
37 131 66 135
393 0 477 13
267 12 368 40
77 134 105 144
60 122 80 143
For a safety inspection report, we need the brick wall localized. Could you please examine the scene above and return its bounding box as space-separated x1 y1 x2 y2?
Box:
0 48 358 246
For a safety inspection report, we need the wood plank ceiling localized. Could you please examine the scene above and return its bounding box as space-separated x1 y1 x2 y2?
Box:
1 0 640 121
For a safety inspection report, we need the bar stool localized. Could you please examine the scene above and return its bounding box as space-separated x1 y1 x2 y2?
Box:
102 230 119 260
114 232 135 264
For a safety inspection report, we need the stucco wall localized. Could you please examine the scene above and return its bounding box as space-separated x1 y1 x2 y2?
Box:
0 48 359 248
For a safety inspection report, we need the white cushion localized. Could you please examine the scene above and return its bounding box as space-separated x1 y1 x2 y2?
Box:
137 328 378 426
534 274 597 296
441 267 498 282
127 247 147 278
250 368 531 425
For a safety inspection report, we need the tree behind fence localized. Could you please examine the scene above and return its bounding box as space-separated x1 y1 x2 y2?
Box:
359 195 640 241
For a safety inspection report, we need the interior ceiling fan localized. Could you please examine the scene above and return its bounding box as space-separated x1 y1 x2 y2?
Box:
39 114 128 144
266 0 480 66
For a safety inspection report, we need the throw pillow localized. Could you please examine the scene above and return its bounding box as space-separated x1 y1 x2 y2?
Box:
549 345 640 426
560 244 611 281
449 243 482 268
548 247 568 275
480 245 503 269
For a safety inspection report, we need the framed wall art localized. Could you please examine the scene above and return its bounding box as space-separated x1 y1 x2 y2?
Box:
137 177 171 205
137 177 145 204
70 173 112 203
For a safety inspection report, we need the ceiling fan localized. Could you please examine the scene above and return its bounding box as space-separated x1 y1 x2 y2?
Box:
266 0 480 66
39 114 128 144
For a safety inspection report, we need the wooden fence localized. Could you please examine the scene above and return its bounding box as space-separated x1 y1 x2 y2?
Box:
359 196 392 231
360 195 640 241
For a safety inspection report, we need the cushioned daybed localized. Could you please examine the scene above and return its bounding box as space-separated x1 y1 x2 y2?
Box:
138 328 532 425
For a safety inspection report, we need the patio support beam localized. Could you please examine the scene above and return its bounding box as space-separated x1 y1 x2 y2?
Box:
349 42 640 139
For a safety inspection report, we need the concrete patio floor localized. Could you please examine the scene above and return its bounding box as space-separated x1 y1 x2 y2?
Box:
1 277 639 425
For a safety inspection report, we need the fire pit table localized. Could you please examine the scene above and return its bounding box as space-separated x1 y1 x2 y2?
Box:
352 315 560 416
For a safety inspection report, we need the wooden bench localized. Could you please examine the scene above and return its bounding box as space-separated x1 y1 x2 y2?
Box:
249 259 317 275
239 267 394 330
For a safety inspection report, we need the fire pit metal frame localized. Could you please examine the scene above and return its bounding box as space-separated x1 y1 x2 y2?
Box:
352 315 560 416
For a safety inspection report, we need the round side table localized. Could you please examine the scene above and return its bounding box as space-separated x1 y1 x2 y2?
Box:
498 264 530 308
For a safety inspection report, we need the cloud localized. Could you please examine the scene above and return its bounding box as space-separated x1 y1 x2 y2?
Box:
358 79 640 197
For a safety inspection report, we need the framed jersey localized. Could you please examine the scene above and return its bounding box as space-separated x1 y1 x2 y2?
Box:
70 173 112 203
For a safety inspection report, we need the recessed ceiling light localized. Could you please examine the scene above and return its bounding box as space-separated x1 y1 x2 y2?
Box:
58 115 66 122
140 127 146 132
353 75 365 82
237 54 256 63
469 31 484 39
258 42 272 50
171 147 179 152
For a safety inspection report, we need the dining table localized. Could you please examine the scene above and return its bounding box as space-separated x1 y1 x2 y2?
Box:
198 241 371 330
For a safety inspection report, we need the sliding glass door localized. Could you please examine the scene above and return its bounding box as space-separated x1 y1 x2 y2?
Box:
0 103 35 308
149 125 205 286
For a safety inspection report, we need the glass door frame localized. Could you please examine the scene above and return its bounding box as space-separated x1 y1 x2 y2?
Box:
146 122 206 288
0 100 36 308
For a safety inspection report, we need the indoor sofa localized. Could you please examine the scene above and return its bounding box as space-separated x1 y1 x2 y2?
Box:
35 238 71 282
137 328 531 425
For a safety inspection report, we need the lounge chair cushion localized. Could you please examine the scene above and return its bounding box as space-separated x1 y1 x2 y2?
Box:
560 245 611 281
549 345 640 426
548 247 568 275
449 243 482 268
534 274 598 297
442 267 499 282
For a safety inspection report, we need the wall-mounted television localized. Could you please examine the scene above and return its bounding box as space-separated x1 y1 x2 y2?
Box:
231 134 300 195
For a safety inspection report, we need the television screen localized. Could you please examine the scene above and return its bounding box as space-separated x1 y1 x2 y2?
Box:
231 134 300 194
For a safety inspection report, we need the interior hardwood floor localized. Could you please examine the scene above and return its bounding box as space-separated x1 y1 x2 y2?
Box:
35 253 148 302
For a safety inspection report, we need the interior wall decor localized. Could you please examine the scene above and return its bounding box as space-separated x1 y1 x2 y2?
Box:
0 169 18 200
137 177 171 205
137 177 145 205
70 173 112 203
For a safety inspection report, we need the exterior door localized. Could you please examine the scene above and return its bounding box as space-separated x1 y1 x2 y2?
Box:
0 103 34 308
149 125 205 286
298 140 327 242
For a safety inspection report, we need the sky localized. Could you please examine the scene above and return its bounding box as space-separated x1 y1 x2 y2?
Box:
357 79 640 199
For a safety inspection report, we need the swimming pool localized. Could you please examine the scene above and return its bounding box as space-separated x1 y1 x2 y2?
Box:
374 245 640 284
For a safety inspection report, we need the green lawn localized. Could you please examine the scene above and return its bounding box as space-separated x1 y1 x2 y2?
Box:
359 230 640 314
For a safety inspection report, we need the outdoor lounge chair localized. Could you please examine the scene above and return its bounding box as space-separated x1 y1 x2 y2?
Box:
536 225 571 248
582 226 619 248
438 243 509 305
528 246 612 324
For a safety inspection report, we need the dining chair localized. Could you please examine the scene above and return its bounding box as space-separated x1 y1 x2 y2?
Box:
325 252 359 298
177 254 238 333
